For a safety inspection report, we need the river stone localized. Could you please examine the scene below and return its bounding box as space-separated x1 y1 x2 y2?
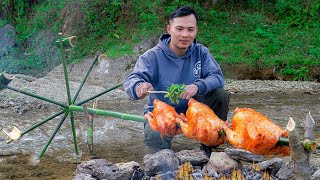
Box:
115 161 142 180
252 173 262 180
73 173 95 180
311 169 320 180
143 149 179 177
75 159 140 180
150 171 175 180
202 152 241 176
258 157 283 176
224 148 264 162
0 24 16 58
276 162 295 180
175 149 209 166
192 171 204 180
75 159 114 177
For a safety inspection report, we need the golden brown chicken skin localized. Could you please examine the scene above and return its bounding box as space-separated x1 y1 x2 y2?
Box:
144 99 182 138
225 108 290 156
178 98 227 146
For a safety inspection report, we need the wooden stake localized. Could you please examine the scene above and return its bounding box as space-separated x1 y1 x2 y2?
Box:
304 111 315 140
287 117 313 179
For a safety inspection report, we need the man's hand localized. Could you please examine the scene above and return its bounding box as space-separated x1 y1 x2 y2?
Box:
182 84 198 100
136 82 153 98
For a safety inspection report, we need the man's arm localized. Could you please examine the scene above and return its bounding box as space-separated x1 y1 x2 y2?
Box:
193 46 224 95
123 55 154 100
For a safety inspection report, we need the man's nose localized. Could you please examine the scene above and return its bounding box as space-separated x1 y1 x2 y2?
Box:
181 30 188 37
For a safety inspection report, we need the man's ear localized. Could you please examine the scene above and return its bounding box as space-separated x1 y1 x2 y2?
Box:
166 25 171 34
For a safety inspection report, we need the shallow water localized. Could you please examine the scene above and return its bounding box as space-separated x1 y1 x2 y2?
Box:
0 92 319 179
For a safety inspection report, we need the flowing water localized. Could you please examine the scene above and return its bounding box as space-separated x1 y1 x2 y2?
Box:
0 92 319 179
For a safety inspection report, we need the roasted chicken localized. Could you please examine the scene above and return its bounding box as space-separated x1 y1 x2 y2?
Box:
225 108 290 156
177 98 227 146
144 99 182 137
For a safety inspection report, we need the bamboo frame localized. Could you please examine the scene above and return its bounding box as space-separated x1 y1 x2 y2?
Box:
1 34 142 160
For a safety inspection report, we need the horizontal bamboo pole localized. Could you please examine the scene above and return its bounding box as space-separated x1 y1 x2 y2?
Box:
277 137 316 151
69 105 147 123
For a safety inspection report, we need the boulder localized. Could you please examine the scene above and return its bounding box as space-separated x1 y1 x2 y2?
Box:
202 152 241 176
74 159 141 180
143 149 179 177
0 24 16 58
258 157 283 176
175 149 209 166
225 148 264 163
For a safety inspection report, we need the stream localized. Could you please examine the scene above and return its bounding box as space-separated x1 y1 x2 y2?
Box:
0 92 319 179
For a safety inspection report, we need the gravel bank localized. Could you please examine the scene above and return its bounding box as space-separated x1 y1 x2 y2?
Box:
0 57 319 105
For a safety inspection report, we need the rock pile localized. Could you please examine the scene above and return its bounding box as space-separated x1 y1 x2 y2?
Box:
73 148 320 180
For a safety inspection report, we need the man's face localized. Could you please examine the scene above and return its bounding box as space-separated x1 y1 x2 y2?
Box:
167 14 198 55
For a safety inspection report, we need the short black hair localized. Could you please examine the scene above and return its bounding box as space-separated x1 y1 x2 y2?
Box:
169 6 198 24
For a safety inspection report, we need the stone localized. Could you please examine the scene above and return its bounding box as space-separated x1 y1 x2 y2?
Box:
202 152 241 176
224 148 264 162
276 162 295 180
0 24 16 58
73 173 96 180
258 157 283 176
75 159 113 176
115 161 142 180
75 159 141 180
175 149 209 166
311 169 320 180
143 149 179 177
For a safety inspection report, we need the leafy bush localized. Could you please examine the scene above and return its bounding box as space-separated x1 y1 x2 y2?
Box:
0 0 319 81
275 0 320 27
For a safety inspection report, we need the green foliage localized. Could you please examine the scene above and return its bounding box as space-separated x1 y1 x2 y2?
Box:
0 19 7 27
0 1 67 76
275 0 320 28
0 0 319 81
281 66 310 81
165 84 186 104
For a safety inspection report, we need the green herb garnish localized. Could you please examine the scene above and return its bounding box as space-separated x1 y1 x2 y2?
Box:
164 84 186 104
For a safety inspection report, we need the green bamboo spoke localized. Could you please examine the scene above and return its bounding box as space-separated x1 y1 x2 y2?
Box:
69 111 78 155
21 110 65 136
39 110 69 159
72 52 101 103
1 35 139 159
58 33 79 156
75 83 123 105
59 34 73 106
6 86 68 108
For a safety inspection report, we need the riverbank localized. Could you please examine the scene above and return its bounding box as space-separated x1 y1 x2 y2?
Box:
0 57 319 179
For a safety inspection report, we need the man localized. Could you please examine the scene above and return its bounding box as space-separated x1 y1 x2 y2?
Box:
124 6 229 155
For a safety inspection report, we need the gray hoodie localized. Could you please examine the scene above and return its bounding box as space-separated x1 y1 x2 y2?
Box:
124 33 224 113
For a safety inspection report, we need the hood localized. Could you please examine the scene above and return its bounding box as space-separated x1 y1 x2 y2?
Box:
158 33 197 59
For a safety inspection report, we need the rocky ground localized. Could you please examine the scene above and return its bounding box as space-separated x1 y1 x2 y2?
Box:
1 56 319 105
0 56 319 180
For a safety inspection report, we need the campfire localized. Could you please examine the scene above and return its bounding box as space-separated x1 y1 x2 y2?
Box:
74 100 318 180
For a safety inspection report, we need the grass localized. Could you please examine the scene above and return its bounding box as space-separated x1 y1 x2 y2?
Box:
1 0 319 81
195 9 319 81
